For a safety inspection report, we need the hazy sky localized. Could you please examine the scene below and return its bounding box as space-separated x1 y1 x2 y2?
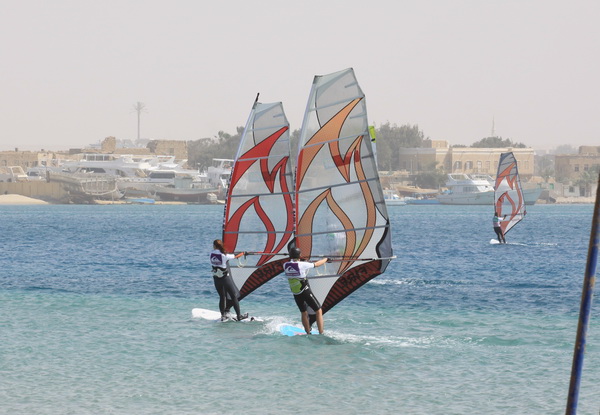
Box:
1 0 598 152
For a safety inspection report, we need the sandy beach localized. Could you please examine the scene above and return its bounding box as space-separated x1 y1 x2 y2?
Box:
0 194 49 205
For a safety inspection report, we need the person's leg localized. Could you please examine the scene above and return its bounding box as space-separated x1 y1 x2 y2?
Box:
222 276 247 319
301 311 311 334
314 308 324 334
494 228 502 242
214 277 226 315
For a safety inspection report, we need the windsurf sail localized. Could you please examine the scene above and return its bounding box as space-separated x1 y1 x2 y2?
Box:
222 100 294 299
294 68 393 321
494 152 526 235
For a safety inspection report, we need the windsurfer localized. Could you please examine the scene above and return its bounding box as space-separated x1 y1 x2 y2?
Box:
284 247 328 334
493 211 507 243
209 239 248 321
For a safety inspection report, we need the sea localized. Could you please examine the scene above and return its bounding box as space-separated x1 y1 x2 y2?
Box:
1 203 598 415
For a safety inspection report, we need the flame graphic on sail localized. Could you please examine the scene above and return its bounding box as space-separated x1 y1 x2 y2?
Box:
223 101 294 299
295 68 392 318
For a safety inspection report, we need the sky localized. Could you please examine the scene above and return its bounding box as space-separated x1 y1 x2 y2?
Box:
1 0 598 152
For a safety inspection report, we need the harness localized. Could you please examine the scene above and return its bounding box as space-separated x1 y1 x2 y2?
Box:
288 277 308 295
212 266 228 278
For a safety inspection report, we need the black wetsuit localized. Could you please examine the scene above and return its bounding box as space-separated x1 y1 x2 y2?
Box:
493 215 506 243
210 250 241 317
212 267 241 317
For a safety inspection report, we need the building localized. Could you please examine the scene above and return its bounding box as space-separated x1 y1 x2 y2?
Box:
1 137 190 170
0 148 70 169
554 146 600 181
398 140 536 178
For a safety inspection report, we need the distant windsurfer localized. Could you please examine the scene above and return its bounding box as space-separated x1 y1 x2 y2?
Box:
284 247 328 334
493 211 507 243
210 239 248 321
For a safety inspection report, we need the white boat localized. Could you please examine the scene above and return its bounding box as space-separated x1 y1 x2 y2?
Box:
207 158 233 187
437 173 541 205
61 153 152 177
0 166 28 182
383 189 407 206
60 153 214 199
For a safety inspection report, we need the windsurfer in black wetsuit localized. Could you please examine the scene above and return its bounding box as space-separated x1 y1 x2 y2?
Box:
209 239 248 321
284 247 328 334
493 211 507 243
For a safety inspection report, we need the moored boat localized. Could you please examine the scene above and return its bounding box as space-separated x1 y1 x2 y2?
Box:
437 173 541 205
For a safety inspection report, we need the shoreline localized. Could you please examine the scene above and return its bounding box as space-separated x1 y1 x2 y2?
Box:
0 193 594 206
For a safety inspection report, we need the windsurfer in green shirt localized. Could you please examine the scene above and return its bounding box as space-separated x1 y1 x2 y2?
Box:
493 211 507 243
284 247 328 334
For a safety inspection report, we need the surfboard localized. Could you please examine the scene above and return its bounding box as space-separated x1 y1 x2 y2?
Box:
278 324 319 336
490 239 501 244
191 308 261 322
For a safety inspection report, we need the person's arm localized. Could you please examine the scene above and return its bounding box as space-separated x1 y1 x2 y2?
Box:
313 258 328 267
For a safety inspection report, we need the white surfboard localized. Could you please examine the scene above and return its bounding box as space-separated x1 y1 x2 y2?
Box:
192 308 222 320
191 308 261 322
490 239 501 244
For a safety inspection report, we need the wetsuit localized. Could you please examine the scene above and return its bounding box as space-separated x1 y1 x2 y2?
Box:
493 215 506 243
284 260 321 313
209 250 241 317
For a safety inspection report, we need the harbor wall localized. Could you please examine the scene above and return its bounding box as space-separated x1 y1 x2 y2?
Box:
0 181 69 203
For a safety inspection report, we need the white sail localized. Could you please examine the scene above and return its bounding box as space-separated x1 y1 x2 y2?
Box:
223 101 294 299
494 152 526 235
294 68 393 318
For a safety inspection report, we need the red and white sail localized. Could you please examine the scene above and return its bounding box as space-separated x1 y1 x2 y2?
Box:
222 101 294 299
494 152 526 235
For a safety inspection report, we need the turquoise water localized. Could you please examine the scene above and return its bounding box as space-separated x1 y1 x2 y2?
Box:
1 203 598 414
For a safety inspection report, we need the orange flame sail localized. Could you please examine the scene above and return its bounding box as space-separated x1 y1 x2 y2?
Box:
294 68 393 319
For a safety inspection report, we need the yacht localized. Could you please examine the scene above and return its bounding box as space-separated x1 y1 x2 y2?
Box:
437 173 542 205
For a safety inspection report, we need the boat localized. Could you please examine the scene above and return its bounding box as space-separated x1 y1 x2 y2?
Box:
383 189 407 206
0 166 28 182
221 99 294 299
150 176 218 204
294 68 393 324
494 152 526 235
48 170 123 202
61 153 153 177
59 153 215 201
437 173 541 205
404 192 440 205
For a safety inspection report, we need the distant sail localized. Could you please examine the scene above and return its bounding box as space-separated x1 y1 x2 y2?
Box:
494 152 526 235
295 68 393 319
223 101 294 299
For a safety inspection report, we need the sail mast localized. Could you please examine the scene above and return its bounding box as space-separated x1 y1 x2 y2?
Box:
565 172 600 414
